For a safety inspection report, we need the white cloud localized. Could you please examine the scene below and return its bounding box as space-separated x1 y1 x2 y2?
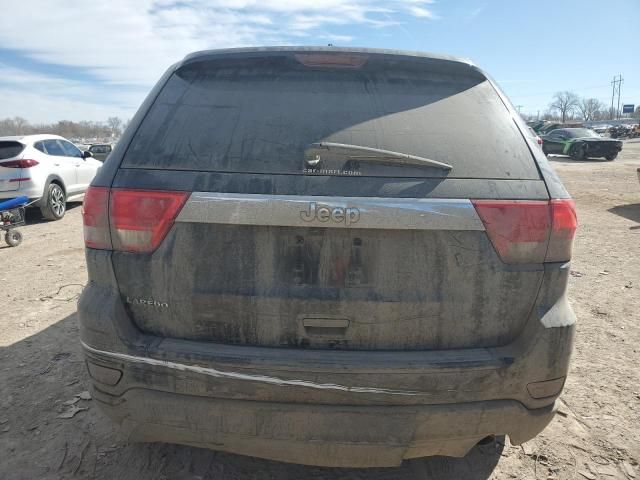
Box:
0 86 135 124
0 0 438 122
0 63 145 123
407 6 435 18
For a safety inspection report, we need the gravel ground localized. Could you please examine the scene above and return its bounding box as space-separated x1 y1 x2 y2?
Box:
1 143 639 480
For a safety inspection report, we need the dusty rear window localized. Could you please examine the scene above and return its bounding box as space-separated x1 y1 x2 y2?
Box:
123 55 539 179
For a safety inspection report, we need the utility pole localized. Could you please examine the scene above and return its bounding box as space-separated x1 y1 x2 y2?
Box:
515 105 523 114
616 76 623 119
611 75 623 120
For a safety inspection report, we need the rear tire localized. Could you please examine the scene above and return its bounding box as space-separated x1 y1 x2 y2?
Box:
40 183 66 220
605 153 618 161
5 230 22 247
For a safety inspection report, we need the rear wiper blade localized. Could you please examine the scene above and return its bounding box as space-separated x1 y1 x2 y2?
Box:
306 142 453 170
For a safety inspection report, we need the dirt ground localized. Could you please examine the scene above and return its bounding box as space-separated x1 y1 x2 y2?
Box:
1 143 639 480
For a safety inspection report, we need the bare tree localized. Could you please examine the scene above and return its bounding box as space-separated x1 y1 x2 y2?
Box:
0 117 30 135
592 109 607 121
11 116 29 135
107 117 123 137
549 91 579 123
577 98 605 122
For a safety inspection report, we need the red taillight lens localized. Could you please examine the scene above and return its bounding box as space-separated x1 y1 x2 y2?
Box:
1 159 39 168
546 199 577 262
472 200 551 264
472 199 577 264
109 189 188 253
537 137 543 145
82 187 111 250
82 188 188 253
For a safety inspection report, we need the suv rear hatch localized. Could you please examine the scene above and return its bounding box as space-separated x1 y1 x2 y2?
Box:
0 140 27 192
104 50 551 351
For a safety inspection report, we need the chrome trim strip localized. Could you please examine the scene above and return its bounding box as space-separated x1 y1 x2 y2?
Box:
176 193 485 230
80 342 421 396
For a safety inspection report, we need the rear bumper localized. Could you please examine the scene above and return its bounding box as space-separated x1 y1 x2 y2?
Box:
79 249 575 467
91 381 556 467
0 187 42 202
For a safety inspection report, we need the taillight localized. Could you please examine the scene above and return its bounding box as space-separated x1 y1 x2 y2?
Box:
82 188 188 253
537 137 543 145
472 199 577 264
1 159 39 168
110 189 188 253
472 200 550 263
82 187 111 250
546 199 577 262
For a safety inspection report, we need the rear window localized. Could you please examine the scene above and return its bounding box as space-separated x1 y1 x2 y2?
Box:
566 128 598 138
123 54 539 179
0 141 25 160
90 145 111 154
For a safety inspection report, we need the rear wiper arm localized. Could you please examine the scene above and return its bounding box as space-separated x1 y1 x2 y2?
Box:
306 142 453 170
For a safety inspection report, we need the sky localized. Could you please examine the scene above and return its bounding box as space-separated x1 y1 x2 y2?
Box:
0 0 638 123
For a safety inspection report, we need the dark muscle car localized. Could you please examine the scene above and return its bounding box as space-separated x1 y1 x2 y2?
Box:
541 128 623 161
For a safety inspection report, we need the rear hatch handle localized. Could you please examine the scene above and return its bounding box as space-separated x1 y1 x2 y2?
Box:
305 142 453 170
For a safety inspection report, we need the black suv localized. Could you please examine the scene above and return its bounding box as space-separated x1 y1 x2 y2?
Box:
79 47 577 468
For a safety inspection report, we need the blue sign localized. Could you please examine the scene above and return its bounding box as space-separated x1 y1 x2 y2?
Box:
622 104 634 113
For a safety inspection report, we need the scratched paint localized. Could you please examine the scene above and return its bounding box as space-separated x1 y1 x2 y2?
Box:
82 342 424 396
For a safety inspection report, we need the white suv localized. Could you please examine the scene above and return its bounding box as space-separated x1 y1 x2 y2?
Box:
0 134 102 220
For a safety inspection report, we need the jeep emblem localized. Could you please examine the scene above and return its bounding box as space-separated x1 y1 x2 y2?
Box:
300 202 360 225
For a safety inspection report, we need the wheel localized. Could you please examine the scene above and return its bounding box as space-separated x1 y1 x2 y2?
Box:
570 144 586 161
605 153 618 161
5 229 22 247
40 183 66 220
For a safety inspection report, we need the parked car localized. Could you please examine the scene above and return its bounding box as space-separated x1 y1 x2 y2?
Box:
537 122 583 136
0 134 102 220
88 144 113 162
609 124 634 139
537 122 564 135
78 47 577 468
528 120 549 133
541 128 623 160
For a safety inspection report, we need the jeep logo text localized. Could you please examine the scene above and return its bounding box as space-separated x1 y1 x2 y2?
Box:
300 202 360 225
